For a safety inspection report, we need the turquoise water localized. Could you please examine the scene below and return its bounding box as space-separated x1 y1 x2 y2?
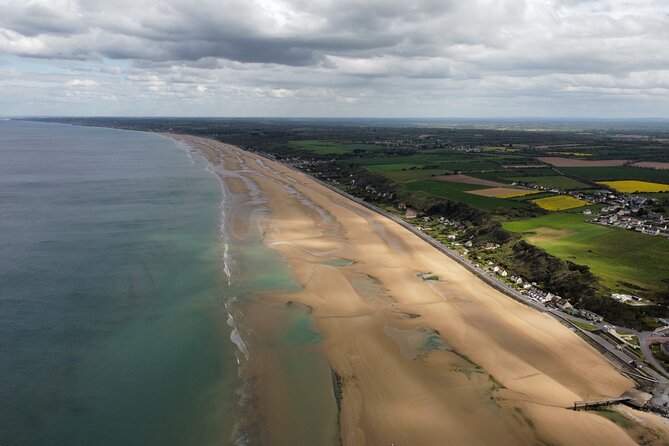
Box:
0 121 237 445
0 121 340 446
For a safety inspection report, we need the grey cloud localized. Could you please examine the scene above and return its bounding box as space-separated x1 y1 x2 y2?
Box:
0 0 668 117
0 2 87 36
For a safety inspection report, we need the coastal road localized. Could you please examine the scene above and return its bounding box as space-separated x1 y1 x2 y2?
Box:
638 332 669 379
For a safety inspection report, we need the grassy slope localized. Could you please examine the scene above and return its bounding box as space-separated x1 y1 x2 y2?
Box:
503 212 669 295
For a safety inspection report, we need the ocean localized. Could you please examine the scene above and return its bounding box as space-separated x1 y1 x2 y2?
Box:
0 121 240 445
0 120 340 446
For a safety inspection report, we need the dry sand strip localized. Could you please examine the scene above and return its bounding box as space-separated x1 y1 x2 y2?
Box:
177 135 669 446
536 156 629 167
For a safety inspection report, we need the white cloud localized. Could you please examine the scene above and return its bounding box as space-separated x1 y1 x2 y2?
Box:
0 0 667 116
66 78 98 87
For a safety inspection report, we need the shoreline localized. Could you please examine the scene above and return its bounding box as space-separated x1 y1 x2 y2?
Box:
172 133 669 445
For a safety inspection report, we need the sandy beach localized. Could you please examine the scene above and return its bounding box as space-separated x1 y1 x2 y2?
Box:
175 134 669 445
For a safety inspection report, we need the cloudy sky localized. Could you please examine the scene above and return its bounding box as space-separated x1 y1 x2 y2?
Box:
1 0 668 117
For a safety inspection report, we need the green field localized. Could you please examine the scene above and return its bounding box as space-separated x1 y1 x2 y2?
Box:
288 140 380 154
503 212 669 295
509 175 591 190
406 180 528 211
470 168 560 182
563 167 669 184
366 166 448 182
353 155 451 166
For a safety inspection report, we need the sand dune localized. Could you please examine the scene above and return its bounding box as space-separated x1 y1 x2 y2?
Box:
177 134 669 445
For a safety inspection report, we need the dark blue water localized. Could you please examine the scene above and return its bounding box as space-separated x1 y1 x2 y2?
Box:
0 121 237 445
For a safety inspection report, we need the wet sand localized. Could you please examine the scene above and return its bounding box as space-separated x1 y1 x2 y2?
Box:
174 134 669 445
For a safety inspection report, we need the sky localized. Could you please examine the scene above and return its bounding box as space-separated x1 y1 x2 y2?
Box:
0 0 668 118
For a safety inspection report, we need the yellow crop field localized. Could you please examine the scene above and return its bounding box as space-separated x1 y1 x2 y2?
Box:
598 180 669 193
532 195 590 211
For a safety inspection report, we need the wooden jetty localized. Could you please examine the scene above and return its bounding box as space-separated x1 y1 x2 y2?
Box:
572 397 630 410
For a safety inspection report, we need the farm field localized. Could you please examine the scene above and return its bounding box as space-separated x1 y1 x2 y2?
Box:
470 168 558 182
631 161 669 170
366 166 447 182
352 154 517 173
537 157 629 167
288 140 380 154
503 213 669 295
353 154 475 166
511 191 557 201
433 174 505 187
509 175 591 190
467 188 540 198
532 195 590 211
562 167 669 183
405 180 528 211
598 180 669 193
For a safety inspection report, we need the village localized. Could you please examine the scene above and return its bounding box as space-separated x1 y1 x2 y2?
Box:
508 178 669 238
585 191 669 237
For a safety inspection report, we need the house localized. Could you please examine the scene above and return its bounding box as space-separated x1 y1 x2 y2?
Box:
464 240 473 248
447 234 457 241
405 209 417 218
583 209 592 215
554 298 573 311
580 310 603 323
611 293 636 303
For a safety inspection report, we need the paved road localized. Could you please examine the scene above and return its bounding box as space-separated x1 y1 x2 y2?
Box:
638 332 669 379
